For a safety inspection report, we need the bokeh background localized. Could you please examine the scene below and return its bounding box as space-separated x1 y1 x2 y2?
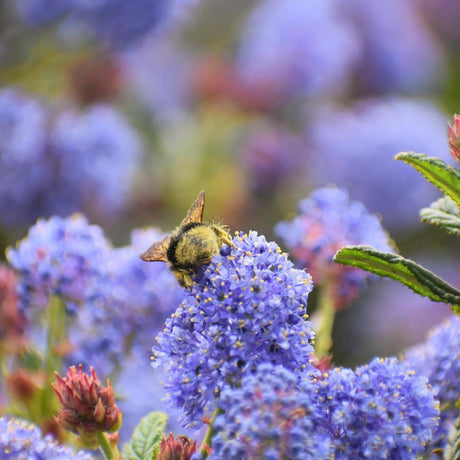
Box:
1 0 460 442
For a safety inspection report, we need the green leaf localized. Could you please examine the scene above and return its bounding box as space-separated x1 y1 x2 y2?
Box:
121 412 168 460
333 246 460 309
420 196 460 236
395 152 460 207
444 414 460 460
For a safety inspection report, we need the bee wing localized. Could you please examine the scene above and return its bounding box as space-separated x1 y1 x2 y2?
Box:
180 190 206 226
140 234 170 262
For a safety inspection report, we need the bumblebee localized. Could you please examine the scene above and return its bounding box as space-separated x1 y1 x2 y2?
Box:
140 191 233 287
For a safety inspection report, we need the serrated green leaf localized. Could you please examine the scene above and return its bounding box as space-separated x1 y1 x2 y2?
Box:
444 414 460 460
395 152 460 207
420 196 460 236
333 246 460 309
121 412 168 460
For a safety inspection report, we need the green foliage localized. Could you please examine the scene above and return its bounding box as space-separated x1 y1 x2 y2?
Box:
121 412 168 460
420 196 460 236
395 152 460 207
333 246 460 310
444 415 460 460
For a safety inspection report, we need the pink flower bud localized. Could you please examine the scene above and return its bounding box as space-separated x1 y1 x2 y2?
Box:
52 365 121 442
155 433 198 460
448 114 460 162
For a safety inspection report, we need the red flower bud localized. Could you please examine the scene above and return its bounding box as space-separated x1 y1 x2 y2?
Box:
52 365 121 443
155 433 198 460
448 114 460 162
0 265 27 354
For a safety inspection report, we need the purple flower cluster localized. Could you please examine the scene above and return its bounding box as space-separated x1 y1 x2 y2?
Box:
0 89 51 226
6 214 111 312
14 0 73 26
236 0 360 102
0 417 93 459
404 316 460 449
152 231 315 426
337 0 444 94
76 228 183 359
318 358 439 459
0 89 142 226
14 0 175 48
308 97 450 231
275 187 393 307
6 215 182 378
49 104 142 218
210 358 439 459
211 364 331 460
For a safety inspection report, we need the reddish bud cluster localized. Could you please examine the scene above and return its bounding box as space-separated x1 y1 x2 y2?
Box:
448 114 460 162
156 433 198 460
52 365 121 442
68 55 122 106
0 265 27 354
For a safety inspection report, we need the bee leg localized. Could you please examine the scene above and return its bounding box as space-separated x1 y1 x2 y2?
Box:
172 267 195 288
214 227 234 247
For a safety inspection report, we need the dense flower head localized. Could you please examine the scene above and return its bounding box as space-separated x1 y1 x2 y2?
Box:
49 104 142 218
337 0 444 94
72 0 171 49
120 36 193 122
69 227 183 374
14 0 175 48
404 315 460 449
6 214 111 312
210 358 437 459
14 0 73 27
0 88 51 226
0 416 93 459
275 187 394 307
308 97 450 230
316 357 439 459
52 365 121 441
236 0 360 103
210 364 332 460
152 231 315 426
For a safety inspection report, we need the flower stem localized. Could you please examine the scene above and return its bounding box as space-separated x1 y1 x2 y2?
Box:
315 284 336 359
97 431 120 460
199 408 223 459
41 295 66 418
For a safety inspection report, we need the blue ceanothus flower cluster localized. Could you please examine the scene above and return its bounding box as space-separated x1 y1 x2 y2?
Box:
210 359 439 459
0 417 92 459
153 230 439 458
152 231 316 426
275 187 394 307
210 364 331 460
404 315 460 450
307 97 450 231
0 88 142 227
6 214 111 313
6 215 182 377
